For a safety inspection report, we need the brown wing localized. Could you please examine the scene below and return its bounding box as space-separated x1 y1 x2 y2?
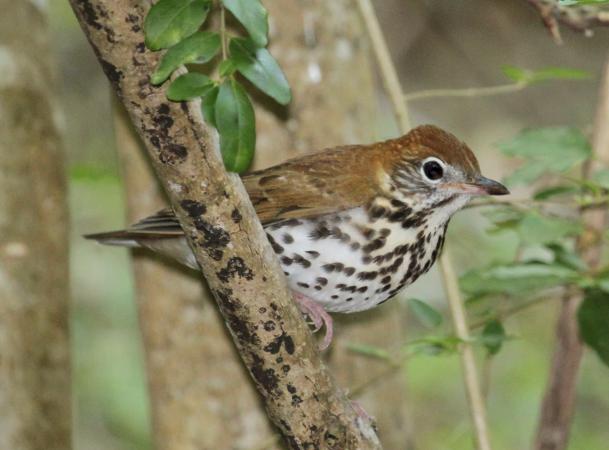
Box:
86 143 389 242
243 143 385 224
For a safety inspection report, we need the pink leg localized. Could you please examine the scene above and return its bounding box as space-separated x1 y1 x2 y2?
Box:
351 400 375 427
292 292 334 350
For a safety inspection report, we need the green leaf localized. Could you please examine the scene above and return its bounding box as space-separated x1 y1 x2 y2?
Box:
346 343 392 360
591 169 609 189
498 127 591 185
559 0 609 5
406 335 463 356
145 0 211 51
502 65 590 84
215 79 256 173
201 85 219 128
546 243 588 271
533 185 578 200
221 0 269 47
578 289 609 367
151 31 220 84
229 38 292 105
166 73 214 101
219 59 238 77
480 320 506 356
516 212 581 245
408 299 443 328
460 263 578 297
502 66 529 83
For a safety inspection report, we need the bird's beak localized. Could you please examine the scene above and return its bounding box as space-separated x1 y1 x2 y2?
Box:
443 176 510 196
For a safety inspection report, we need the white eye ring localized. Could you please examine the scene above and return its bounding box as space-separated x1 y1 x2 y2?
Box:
420 157 446 183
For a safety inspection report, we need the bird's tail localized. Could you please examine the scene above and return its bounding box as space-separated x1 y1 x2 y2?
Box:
83 230 142 247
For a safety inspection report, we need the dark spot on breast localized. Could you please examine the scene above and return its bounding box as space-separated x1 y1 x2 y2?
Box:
381 275 391 284
368 205 387 220
322 263 337 273
281 256 293 266
344 267 356 276
316 277 328 286
357 286 368 293
346 297 353 302
350 242 361 251
267 234 284 254
363 238 385 254
292 254 311 268
297 282 310 289
310 223 331 240
217 257 254 283
331 295 339 299
282 233 294 244
306 250 320 258
361 227 375 239
358 270 378 281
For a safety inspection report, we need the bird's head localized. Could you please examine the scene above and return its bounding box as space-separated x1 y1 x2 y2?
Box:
385 125 508 213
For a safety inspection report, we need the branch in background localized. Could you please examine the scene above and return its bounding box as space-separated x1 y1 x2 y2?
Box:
405 82 528 102
68 1 381 448
356 1 493 449
533 55 609 450
526 0 609 44
0 2 70 449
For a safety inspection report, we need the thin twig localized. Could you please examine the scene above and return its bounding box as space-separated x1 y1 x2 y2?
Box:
356 1 492 449
219 3 227 60
356 0 411 131
525 0 609 44
405 82 528 102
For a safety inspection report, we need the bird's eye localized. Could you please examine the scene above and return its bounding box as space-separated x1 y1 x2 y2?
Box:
421 158 445 182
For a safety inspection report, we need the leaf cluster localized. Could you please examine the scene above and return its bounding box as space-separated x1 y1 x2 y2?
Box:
144 0 291 173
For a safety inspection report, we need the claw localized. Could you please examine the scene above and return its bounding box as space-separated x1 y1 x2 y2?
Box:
293 292 334 350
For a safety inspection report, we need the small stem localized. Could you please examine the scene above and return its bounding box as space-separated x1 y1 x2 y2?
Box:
439 252 493 450
356 0 411 131
405 82 528 102
219 3 227 60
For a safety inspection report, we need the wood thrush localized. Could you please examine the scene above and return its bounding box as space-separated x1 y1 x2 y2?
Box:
87 125 508 348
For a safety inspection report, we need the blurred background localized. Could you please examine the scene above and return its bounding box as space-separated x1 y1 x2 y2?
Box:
42 0 609 449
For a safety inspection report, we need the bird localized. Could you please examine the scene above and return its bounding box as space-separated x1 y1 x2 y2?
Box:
86 125 508 349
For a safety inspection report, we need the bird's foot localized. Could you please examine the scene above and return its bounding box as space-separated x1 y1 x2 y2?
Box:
293 292 333 350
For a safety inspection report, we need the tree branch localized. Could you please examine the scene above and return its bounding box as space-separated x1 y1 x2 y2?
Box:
525 0 609 44
68 1 381 448
0 2 71 448
533 55 609 450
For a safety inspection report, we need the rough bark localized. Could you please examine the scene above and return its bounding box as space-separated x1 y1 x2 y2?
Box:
533 56 609 450
0 1 71 449
257 2 410 448
113 101 276 449
69 1 381 448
